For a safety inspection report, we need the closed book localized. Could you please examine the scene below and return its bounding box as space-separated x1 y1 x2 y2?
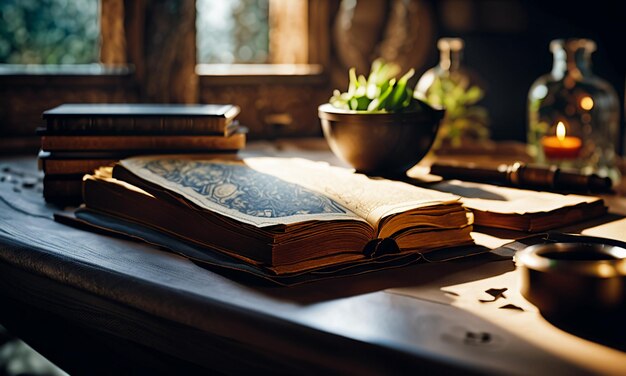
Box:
38 149 234 175
40 130 246 152
36 121 240 137
38 149 238 160
43 175 83 204
41 157 117 175
77 156 476 278
42 103 240 136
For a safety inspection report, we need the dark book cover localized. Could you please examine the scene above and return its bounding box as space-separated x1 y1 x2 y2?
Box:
42 104 241 135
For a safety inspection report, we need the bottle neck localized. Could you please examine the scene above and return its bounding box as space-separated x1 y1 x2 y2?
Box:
439 49 462 72
551 46 593 80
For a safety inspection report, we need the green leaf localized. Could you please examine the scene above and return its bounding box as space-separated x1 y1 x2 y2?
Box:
464 86 484 104
367 58 383 86
387 68 414 110
348 67 358 96
367 78 396 111
350 96 371 111
331 59 422 113
366 80 379 99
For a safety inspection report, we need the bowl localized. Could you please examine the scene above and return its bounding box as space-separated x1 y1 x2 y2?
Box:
318 103 444 176
517 242 626 317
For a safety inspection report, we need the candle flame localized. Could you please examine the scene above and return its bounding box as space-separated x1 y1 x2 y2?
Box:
556 121 566 141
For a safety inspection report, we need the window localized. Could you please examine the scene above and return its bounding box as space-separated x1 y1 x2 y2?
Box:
196 0 269 64
0 0 100 64
196 0 317 75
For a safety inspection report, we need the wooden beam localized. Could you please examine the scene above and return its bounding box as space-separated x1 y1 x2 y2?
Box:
100 0 128 65
142 0 198 103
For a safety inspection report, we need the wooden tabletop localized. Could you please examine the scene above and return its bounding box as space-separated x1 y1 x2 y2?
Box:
0 141 625 375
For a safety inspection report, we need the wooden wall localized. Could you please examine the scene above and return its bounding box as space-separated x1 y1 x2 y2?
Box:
0 72 138 151
0 0 440 152
2 0 624 153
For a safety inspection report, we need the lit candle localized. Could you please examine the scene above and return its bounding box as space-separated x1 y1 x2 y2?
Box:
541 121 582 159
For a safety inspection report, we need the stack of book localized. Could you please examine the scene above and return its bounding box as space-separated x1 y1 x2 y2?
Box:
38 103 243 204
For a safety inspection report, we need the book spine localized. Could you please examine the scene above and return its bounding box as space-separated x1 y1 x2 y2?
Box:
41 159 118 175
40 133 246 152
45 117 232 135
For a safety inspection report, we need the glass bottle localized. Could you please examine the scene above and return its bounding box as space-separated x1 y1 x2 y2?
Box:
415 38 489 149
527 39 620 180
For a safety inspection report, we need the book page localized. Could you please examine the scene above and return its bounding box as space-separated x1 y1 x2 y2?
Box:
120 156 460 230
582 217 626 242
120 155 365 228
430 180 600 214
243 157 460 228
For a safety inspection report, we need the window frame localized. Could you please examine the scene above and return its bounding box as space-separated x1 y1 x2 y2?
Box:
0 0 331 90
0 0 334 151
196 0 330 85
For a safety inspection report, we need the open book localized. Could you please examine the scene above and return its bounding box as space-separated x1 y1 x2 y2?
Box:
429 180 607 232
76 156 475 279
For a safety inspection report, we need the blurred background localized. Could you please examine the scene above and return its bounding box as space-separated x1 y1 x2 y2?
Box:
1 0 625 151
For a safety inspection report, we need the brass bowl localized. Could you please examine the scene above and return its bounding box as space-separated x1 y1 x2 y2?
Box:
517 242 626 317
318 103 444 176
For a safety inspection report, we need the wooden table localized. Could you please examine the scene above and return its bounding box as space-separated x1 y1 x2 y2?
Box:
0 140 625 375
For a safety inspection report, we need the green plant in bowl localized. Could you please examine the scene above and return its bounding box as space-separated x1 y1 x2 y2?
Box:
329 59 429 113
319 59 444 176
